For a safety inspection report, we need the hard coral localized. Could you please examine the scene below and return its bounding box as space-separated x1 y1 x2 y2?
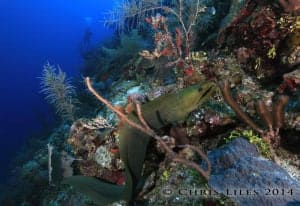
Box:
251 8 278 44
68 117 112 160
218 3 292 80
278 68 300 93
78 160 124 185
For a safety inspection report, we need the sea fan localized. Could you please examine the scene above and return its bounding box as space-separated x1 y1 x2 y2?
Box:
39 62 77 122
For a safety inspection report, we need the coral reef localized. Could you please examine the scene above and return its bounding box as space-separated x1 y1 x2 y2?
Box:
4 1 300 206
218 1 299 81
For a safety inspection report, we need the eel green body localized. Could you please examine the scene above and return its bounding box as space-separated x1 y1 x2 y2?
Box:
63 82 216 205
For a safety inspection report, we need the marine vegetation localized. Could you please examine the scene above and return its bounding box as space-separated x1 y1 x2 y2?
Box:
39 62 78 122
225 130 273 159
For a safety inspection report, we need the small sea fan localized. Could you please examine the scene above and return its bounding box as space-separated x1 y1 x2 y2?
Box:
39 62 77 122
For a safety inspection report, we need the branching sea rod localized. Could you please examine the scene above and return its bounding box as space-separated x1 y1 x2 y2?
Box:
219 80 289 147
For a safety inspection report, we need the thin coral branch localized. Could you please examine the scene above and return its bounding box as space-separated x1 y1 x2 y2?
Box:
135 103 175 156
135 103 153 133
154 135 176 158
219 81 264 134
273 95 289 130
173 157 210 180
187 0 201 34
256 100 273 131
86 77 210 181
86 77 125 118
177 144 211 179
47 143 54 186
86 77 147 133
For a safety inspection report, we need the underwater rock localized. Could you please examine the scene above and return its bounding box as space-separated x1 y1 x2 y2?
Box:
206 138 300 206
109 80 142 106
218 2 294 81
126 86 143 96
278 68 300 93
142 164 207 206
213 55 244 87
145 84 177 100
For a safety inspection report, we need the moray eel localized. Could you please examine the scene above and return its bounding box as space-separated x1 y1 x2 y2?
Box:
63 82 216 205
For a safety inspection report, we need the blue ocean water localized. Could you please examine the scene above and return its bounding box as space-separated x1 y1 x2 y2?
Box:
0 0 112 185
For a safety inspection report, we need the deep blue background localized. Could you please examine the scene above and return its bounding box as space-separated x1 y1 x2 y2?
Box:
0 0 112 183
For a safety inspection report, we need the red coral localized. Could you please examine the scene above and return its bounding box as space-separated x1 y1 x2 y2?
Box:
177 60 185 69
169 126 189 145
101 170 125 185
278 78 298 93
175 28 183 57
250 9 278 45
217 0 257 46
116 175 126 185
160 47 174 57
184 67 194 76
